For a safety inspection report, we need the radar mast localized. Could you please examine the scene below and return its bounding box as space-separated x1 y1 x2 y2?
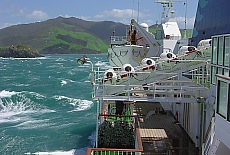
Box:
155 0 176 23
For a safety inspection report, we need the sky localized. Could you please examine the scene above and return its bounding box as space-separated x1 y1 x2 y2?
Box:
0 0 199 30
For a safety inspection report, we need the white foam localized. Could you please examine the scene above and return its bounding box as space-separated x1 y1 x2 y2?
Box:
29 92 46 100
0 57 47 60
78 65 89 68
68 79 75 83
54 96 93 112
15 119 54 129
95 61 108 66
0 92 55 124
14 83 30 87
61 80 67 86
55 58 66 62
25 149 75 155
73 100 93 112
0 104 55 124
60 78 75 84
54 95 70 100
0 90 18 98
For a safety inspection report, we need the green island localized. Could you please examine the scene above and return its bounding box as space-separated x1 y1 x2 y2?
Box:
0 44 43 58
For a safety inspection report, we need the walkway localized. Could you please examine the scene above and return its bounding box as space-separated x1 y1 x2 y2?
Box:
134 101 199 155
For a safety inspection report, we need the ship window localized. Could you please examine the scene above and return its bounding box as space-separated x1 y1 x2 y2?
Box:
224 69 229 76
217 81 228 118
212 37 218 64
224 36 230 67
217 37 224 66
218 67 223 75
211 66 216 84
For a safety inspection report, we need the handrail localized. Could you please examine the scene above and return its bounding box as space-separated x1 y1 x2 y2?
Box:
203 113 215 143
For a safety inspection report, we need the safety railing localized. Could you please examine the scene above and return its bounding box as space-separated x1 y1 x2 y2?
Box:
86 116 143 155
111 36 128 45
91 58 210 102
92 67 208 103
202 114 215 155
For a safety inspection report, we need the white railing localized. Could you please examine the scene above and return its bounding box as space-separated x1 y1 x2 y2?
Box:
111 36 128 45
92 65 208 103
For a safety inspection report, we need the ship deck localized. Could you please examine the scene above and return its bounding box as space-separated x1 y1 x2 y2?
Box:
134 101 199 155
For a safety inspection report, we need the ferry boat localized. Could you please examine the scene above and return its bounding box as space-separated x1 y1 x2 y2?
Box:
78 0 230 154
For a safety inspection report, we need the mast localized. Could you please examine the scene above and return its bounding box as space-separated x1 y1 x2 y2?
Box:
184 0 188 38
155 0 175 23
137 0 140 23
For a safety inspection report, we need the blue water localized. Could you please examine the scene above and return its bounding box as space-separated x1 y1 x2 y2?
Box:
0 54 109 155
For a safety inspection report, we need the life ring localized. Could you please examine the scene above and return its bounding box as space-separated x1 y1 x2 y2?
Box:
141 58 156 71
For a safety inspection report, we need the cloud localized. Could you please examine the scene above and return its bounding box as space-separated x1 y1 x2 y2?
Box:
27 10 48 20
95 9 134 19
58 9 151 25
94 9 146 24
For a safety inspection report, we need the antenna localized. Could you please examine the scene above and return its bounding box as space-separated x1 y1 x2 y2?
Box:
137 0 140 23
155 0 176 23
184 0 187 38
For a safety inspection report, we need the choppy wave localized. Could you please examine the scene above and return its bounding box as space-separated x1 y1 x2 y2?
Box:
74 131 96 155
14 83 30 87
95 61 107 67
0 90 18 98
53 95 93 112
15 119 55 130
61 80 67 86
0 57 47 60
25 149 75 155
59 79 76 86
0 54 102 154
0 91 55 124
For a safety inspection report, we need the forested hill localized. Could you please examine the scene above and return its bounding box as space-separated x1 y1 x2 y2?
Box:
0 17 127 54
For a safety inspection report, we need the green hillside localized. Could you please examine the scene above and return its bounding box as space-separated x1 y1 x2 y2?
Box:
0 17 127 54
35 26 108 54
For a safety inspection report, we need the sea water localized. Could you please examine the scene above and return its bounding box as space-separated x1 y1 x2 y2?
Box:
0 54 109 155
